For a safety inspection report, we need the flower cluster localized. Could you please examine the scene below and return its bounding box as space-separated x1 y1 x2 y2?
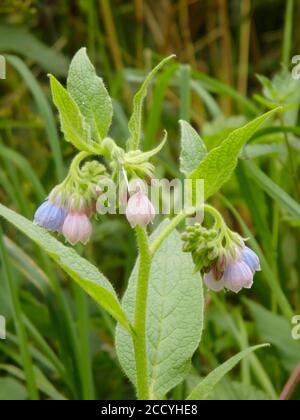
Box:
182 221 261 294
34 159 107 245
34 151 157 245
204 245 261 293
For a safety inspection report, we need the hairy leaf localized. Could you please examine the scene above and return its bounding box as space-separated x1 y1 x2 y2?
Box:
127 55 175 151
189 108 281 203
49 75 98 152
67 47 113 142
179 120 207 176
0 204 131 331
116 224 204 398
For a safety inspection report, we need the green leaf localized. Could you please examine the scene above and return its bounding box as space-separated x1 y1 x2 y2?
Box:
186 344 269 400
127 55 175 151
246 300 300 372
49 75 98 153
189 107 281 202
0 24 69 76
67 47 113 142
0 377 27 400
0 204 131 332
0 364 67 400
186 375 269 400
5 55 64 180
116 224 204 398
179 120 207 176
244 160 300 221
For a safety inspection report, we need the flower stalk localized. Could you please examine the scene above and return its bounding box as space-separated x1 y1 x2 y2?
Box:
133 226 151 400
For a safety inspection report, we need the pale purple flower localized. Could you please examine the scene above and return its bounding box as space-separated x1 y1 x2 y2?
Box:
126 189 155 228
204 246 260 294
34 199 67 232
242 246 261 273
222 260 254 293
204 268 226 292
62 212 92 245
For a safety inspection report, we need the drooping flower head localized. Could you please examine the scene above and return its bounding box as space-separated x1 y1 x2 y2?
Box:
33 158 107 245
182 221 261 294
204 244 261 294
34 188 67 232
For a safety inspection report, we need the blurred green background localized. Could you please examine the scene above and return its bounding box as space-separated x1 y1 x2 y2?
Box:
0 0 300 400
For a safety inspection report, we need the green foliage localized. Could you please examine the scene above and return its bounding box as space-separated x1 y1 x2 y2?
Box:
0 24 69 75
1 3 300 401
116 224 204 399
67 48 113 142
127 55 175 151
179 120 207 176
189 108 281 203
186 345 269 400
49 75 100 153
0 204 131 331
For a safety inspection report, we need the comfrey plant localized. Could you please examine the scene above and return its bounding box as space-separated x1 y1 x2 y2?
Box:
0 49 283 400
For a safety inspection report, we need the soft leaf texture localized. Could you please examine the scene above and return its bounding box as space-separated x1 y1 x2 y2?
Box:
67 47 113 142
179 120 207 176
116 224 204 398
0 204 130 331
189 107 281 202
186 344 269 400
127 55 175 151
49 75 98 152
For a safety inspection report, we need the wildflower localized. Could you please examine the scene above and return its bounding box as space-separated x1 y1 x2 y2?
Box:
242 246 261 273
204 267 226 292
34 191 67 232
62 212 92 245
204 245 261 294
126 185 155 228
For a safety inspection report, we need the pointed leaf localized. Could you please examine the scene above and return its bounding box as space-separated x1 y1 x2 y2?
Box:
186 344 269 400
67 47 113 142
127 55 175 151
189 107 281 203
49 74 98 152
179 120 207 176
0 204 131 332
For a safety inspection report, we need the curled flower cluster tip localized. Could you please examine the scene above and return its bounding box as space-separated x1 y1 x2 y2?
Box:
182 220 261 294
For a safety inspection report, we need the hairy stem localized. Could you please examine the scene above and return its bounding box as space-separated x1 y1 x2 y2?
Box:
150 212 187 257
150 205 227 258
133 226 151 400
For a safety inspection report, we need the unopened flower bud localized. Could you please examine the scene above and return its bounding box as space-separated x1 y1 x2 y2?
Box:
126 189 155 228
62 212 92 245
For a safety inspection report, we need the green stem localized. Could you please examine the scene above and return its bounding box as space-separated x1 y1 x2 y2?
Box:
133 226 151 400
150 205 227 258
150 212 187 257
282 0 294 66
65 151 92 186
0 226 39 400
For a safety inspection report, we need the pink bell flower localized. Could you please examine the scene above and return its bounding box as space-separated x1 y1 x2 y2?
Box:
62 212 92 245
126 189 155 228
